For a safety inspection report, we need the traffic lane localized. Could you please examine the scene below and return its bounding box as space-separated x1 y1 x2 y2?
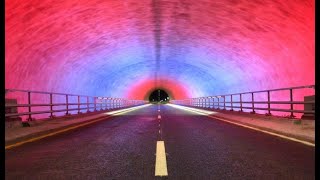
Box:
5 105 159 179
160 105 314 180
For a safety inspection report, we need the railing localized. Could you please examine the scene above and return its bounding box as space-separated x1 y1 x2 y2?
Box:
5 89 147 121
171 85 315 118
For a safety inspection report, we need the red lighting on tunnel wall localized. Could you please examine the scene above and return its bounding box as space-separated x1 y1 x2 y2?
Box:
5 0 314 119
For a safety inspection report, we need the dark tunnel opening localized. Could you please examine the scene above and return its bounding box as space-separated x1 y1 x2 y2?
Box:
149 89 170 104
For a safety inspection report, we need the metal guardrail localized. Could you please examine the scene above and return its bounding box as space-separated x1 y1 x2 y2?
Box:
5 89 147 121
171 85 315 118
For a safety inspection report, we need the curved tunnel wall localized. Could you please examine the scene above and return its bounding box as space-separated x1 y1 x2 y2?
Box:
6 0 314 103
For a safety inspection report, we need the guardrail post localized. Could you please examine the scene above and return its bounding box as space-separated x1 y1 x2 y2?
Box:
207 98 209 108
230 95 233 111
49 93 54 118
289 89 295 118
94 97 97 111
217 97 220 109
240 94 243 112
250 93 255 114
223 96 226 110
100 98 103 111
87 96 90 112
266 91 271 116
26 91 33 121
65 95 70 115
213 97 215 109
112 99 114 109
78 95 81 114
204 98 207 108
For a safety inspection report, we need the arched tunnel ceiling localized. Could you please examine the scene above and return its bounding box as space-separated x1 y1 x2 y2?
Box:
5 0 314 100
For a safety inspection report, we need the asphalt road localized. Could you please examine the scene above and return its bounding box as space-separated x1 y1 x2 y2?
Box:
5 104 315 180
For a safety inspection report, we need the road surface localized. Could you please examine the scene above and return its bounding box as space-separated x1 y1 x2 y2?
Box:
5 104 315 179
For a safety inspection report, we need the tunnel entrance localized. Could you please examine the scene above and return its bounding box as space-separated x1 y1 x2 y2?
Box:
149 89 170 104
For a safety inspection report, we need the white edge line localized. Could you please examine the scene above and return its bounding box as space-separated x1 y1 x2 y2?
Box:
168 104 315 147
210 116 315 147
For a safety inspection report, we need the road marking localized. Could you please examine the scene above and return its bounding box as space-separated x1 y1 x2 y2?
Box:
167 104 216 115
5 117 111 150
208 116 315 147
158 109 160 112
168 104 315 147
105 104 151 115
158 115 161 119
5 104 150 150
155 141 168 176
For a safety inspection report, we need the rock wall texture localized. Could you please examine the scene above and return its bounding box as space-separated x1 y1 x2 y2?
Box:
6 0 314 103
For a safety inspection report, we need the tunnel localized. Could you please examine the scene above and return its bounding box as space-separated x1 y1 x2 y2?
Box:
5 0 314 101
5 0 315 179
149 89 170 103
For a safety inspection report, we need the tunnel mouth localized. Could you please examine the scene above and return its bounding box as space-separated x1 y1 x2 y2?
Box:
149 89 170 104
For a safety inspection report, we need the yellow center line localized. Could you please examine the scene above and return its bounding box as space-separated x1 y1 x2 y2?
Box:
155 141 168 176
